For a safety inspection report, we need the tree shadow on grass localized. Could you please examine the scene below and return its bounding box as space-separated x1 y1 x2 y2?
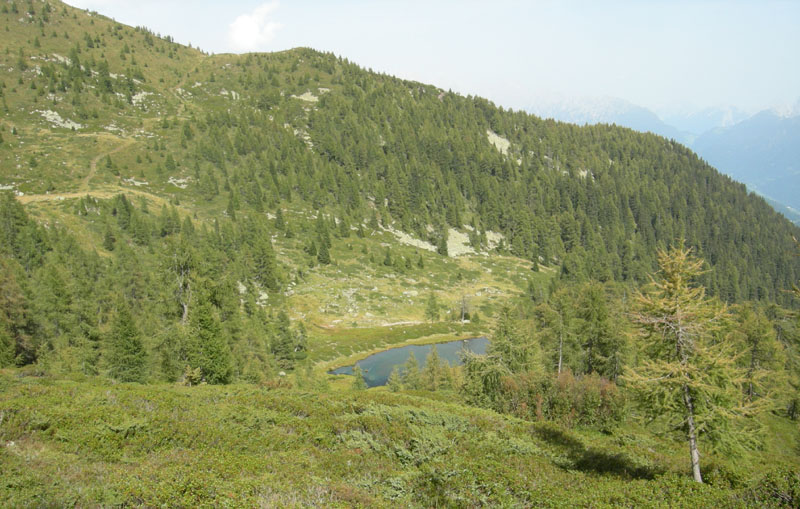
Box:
532 424 664 480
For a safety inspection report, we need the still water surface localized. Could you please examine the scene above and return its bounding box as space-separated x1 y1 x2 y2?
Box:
329 337 489 387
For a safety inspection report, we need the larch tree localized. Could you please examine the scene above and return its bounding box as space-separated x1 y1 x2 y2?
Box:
624 243 758 483
462 306 541 411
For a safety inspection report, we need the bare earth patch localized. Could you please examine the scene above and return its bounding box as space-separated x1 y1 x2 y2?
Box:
292 91 319 102
486 129 510 155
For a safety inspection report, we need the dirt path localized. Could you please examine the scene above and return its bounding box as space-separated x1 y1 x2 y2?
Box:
17 135 139 205
16 135 178 209
17 186 173 208
81 137 135 192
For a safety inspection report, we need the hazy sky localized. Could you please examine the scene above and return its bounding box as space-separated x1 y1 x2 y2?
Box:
65 1 800 116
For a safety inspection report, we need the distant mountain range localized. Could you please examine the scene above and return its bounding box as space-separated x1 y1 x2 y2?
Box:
527 97 691 144
662 106 750 139
694 111 800 222
527 97 800 224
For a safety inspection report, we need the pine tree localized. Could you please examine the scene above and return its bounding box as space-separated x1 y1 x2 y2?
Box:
107 300 147 383
425 292 439 322
422 346 443 391
0 259 31 367
794 236 800 299
489 306 541 375
387 365 403 392
402 351 421 390
317 240 331 265
735 304 785 403
271 310 295 370
624 243 759 483
190 301 232 384
351 364 367 390
577 282 622 379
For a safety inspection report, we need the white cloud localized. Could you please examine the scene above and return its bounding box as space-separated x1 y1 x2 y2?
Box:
228 2 282 52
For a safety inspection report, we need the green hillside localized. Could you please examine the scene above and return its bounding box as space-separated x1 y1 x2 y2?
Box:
2 2 798 304
1 372 799 507
2 1 800 506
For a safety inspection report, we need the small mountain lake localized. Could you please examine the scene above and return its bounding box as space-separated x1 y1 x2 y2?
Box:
329 336 489 387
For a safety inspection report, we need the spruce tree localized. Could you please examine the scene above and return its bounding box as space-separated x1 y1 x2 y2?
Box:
107 301 147 383
271 310 295 370
254 237 279 290
436 235 448 256
226 192 237 221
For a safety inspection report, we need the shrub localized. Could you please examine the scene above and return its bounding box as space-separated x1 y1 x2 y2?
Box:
498 370 625 429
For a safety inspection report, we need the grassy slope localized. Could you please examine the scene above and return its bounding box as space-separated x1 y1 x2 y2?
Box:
2 371 793 508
